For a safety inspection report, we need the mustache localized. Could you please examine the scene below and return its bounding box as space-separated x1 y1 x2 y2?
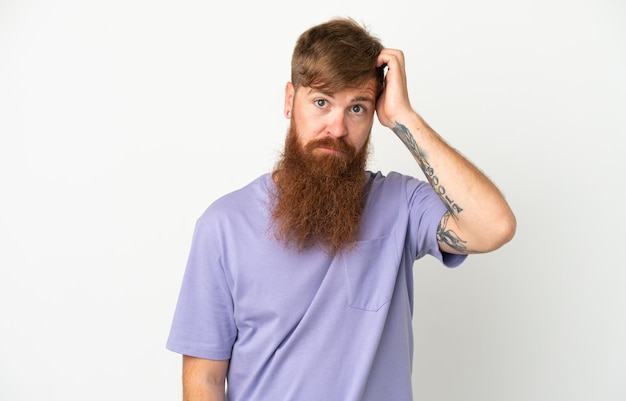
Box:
304 137 355 155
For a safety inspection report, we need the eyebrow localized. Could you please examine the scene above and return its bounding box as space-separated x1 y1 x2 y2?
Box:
310 89 375 104
351 95 375 103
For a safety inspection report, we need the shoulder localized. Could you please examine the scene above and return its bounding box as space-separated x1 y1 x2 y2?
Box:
367 170 433 200
199 173 272 223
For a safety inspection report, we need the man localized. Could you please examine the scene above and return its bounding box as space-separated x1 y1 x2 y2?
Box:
167 17 516 401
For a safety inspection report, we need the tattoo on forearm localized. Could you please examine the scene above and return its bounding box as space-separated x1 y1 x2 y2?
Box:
392 122 463 216
437 212 473 253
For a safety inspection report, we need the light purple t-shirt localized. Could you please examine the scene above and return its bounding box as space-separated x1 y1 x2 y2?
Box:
167 171 466 401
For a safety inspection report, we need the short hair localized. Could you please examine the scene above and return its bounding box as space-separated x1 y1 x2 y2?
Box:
291 18 385 95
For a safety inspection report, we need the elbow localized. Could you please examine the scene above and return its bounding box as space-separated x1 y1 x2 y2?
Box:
486 210 517 252
468 209 516 253
500 215 517 246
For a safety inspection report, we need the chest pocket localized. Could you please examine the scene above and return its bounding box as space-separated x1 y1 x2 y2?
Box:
343 234 400 311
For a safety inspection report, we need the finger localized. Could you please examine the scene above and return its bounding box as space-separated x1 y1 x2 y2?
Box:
376 48 404 67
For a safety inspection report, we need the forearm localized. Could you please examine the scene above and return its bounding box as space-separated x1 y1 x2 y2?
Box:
392 112 516 253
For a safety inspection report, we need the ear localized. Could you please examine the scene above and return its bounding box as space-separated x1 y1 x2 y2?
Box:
284 82 295 119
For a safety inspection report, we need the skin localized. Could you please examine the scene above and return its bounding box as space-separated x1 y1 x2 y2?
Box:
282 79 378 158
374 48 516 254
181 48 517 400
182 356 228 401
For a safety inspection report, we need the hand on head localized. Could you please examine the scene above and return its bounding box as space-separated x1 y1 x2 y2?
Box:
375 48 415 129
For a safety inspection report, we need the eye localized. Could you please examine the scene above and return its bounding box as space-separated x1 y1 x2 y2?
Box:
351 104 365 114
315 99 327 108
350 104 369 115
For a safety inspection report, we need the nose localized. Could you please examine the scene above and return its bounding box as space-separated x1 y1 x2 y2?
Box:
325 111 348 138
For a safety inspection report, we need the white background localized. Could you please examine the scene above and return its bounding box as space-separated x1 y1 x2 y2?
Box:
1 0 625 400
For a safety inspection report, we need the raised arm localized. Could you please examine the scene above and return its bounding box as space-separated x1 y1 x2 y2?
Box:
182 355 229 401
375 49 516 254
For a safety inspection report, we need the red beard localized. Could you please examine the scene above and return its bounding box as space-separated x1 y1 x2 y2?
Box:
271 123 370 254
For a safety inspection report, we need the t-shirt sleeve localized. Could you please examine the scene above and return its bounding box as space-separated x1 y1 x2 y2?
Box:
166 215 236 360
406 177 467 268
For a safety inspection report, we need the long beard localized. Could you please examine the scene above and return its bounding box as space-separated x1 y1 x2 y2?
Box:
271 123 370 255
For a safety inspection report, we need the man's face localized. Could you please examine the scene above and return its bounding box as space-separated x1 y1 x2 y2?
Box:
283 78 378 161
271 78 378 254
